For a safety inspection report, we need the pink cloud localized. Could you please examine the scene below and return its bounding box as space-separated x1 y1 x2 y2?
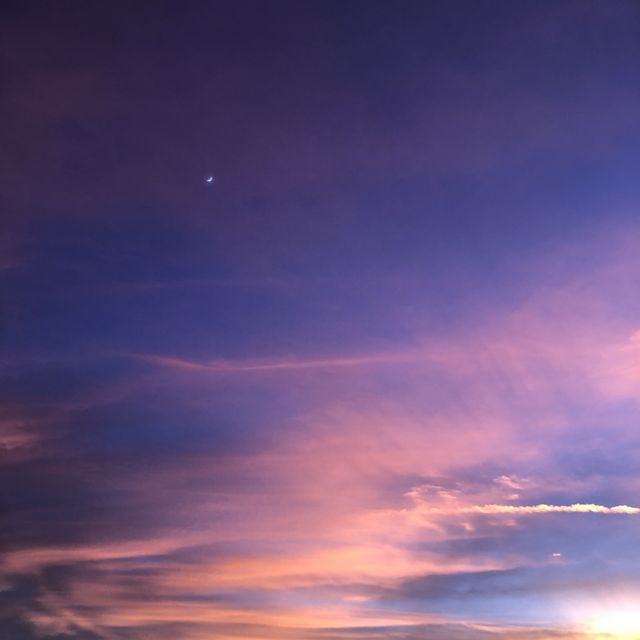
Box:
9 224 640 639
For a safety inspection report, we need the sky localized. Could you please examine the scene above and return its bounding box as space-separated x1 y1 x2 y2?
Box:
2 1 640 639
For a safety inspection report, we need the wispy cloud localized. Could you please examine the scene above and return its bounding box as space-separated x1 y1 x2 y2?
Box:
465 503 640 515
7 206 640 638
136 351 420 373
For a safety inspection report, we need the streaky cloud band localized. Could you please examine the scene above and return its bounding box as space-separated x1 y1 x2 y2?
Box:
134 351 420 373
465 503 640 515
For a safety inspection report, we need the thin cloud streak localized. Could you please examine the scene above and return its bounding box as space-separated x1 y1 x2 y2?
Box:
465 503 640 515
137 351 421 373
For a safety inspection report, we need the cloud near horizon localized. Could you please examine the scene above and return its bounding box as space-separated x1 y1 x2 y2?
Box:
3 224 640 639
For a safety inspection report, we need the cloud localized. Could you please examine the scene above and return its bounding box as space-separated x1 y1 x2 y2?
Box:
136 351 419 374
5 132 640 640
466 503 640 515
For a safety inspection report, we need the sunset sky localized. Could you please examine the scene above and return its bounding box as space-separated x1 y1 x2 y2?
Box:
3 2 640 639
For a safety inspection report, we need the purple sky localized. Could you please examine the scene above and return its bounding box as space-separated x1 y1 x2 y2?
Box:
2 2 640 639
